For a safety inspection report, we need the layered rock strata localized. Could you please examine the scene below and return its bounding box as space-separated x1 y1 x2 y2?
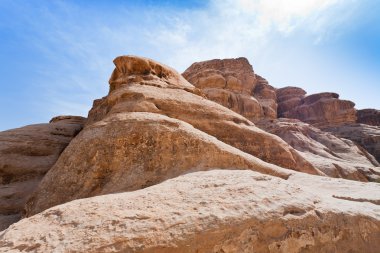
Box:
0 116 85 230
24 56 320 216
257 118 380 182
276 88 357 128
325 123 380 164
357 109 380 126
183 58 277 122
276 86 306 118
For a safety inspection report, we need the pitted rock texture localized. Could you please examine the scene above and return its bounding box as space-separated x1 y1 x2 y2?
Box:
2 170 380 253
257 119 380 182
24 56 321 216
0 116 85 230
182 58 277 121
277 89 357 128
87 56 316 173
24 112 290 216
325 123 380 164
357 109 380 126
109 55 197 93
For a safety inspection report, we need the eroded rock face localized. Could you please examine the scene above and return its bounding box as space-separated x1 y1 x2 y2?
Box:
24 56 320 216
325 123 380 164
357 109 380 126
0 116 86 230
88 56 315 173
257 119 380 182
254 75 278 119
24 112 291 216
2 170 380 253
182 58 277 121
277 86 306 118
277 89 357 128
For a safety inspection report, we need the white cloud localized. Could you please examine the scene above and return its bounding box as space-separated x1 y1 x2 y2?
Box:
141 0 359 71
6 0 365 123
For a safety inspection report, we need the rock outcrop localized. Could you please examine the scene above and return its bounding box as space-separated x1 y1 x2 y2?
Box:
277 88 357 128
2 170 380 253
1 55 380 251
257 119 380 182
325 123 380 164
183 58 277 122
276 86 306 118
357 109 380 126
0 116 85 230
24 56 320 216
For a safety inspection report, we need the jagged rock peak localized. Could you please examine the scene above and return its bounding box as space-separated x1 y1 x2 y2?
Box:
108 55 196 93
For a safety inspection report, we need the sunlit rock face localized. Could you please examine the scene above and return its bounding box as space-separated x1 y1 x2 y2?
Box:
257 118 380 182
183 57 277 122
1 55 380 252
2 170 380 253
325 123 380 164
24 55 319 217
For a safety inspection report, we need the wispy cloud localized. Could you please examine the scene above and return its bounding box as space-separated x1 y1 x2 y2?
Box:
0 0 377 130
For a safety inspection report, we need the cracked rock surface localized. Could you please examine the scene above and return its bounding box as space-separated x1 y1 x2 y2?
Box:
1 169 380 253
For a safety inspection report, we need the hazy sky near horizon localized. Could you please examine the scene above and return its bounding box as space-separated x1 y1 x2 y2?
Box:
0 0 379 130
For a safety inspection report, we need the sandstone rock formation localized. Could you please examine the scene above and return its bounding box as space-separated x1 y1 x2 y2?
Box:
24 56 320 216
277 88 357 128
183 58 277 122
2 170 380 253
325 123 380 164
1 55 380 251
357 109 380 126
276 86 306 118
257 119 380 182
0 116 85 230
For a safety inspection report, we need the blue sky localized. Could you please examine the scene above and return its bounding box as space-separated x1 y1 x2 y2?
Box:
0 0 379 130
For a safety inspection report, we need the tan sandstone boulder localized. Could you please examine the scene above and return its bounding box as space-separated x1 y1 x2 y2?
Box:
257 118 380 182
24 56 321 216
0 116 86 230
182 58 277 121
2 170 380 253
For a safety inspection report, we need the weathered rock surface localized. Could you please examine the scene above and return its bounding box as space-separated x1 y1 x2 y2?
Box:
2 170 380 253
277 88 357 128
24 112 291 216
24 56 321 216
276 86 306 118
88 56 316 173
325 123 380 164
253 75 278 119
357 109 380 126
1 55 380 251
183 58 277 121
0 116 86 230
257 119 380 182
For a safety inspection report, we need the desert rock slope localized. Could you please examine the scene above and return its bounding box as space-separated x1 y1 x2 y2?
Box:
0 56 379 252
